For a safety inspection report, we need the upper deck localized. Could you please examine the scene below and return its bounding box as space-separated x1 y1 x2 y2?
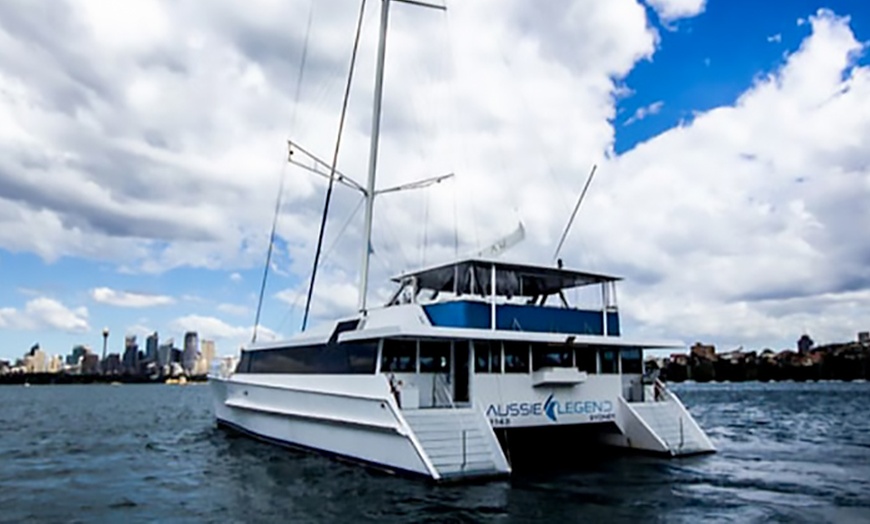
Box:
388 258 623 337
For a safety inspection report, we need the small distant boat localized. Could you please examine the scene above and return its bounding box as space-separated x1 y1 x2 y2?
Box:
23 382 31 388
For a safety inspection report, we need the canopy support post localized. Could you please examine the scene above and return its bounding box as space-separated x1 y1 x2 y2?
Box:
490 263 497 330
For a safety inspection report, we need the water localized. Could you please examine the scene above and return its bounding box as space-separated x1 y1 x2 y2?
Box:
1 382 869 523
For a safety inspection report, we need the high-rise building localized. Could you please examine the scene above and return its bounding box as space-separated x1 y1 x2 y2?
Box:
104 354 123 375
66 345 92 367
195 339 216 376
145 332 159 363
48 355 63 373
24 346 48 373
81 353 100 375
157 338 174 368
182 332 198 375
123 335 139 374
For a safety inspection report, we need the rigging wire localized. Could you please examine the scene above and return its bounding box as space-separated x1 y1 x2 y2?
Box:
421 187 430 266
440 6 480 250
276 194 366 333
301 0 369 332
252 0 315 343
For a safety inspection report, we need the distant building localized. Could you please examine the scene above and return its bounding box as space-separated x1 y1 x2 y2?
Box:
145 332 159 363
183 332 199 375
48 355 63 373
104 354 123 375
690 343 716 361
157 338 174 368
195 339 216 376
859 332 869 345
24 345 48 373
797 334 814 354
81 353 100 375
123 336 140 374
0 359 9 375
67 345 92 367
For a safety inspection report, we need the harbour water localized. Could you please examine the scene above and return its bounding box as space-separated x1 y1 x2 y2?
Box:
1 382 868 523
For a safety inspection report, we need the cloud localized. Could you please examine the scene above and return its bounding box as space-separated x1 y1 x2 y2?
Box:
169 314 278 353
583 9 870 348
0 297 89 333
217 303 250 316
624 100 664 125
275 276 359 324
90 287 174 307
767 33 783 43
646 0 707 23
0 2 867 352
229 272 243 282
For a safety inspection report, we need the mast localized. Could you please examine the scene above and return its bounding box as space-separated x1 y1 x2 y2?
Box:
359 0 391 312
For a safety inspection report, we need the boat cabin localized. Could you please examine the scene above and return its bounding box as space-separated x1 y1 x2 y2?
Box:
235 258 677 428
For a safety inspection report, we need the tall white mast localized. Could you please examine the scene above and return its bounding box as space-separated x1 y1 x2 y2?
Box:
358 0 391 312
358 0 446 313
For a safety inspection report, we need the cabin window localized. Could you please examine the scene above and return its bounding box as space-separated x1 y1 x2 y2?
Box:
531 343 573 371
237 351 252 373
419 340 451 372
621 348 642 374
346 342 378 373
474 341 491 372
600 349 618 374
503 342 530 373
239 343 378 374
474 340 501 373
248 346 307 373
381 339 417 372
576 347 597 374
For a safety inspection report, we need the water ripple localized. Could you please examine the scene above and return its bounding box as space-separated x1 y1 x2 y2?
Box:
1 382 869 523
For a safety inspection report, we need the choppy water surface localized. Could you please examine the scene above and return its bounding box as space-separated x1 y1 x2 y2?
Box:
1 382 869 523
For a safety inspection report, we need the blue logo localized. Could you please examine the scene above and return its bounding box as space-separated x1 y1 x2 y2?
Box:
486 396 613 422
543 394 557 422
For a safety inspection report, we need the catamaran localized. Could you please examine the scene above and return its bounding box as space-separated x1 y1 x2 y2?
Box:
209 0 715 482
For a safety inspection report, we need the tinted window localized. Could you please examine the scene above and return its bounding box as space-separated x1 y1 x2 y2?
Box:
240 343 378 374
420 340 450 372
532 343 573 371
474 341 490 372
238 351 252 373
381 339 416 372
600 349 618 374
503 342 529 373
621 348 642 374
576 347 597 374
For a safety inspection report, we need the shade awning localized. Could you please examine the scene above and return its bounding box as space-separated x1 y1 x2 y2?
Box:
392 258 620 297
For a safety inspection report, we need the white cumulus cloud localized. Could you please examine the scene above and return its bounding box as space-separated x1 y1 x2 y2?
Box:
169 314 278 353
0 297 89 333
91 287 175 307
624 100 664 125
646 0 707 22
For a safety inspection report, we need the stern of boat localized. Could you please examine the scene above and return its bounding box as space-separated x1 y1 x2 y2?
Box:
603 379 715 456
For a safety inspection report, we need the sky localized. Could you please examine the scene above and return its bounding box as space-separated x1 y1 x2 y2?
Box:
1 0 869 361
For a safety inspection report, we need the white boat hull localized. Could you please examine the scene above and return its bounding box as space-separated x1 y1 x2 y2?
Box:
210 374 435 477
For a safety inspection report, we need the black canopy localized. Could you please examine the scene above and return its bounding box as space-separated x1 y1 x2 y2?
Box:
391 258 620 298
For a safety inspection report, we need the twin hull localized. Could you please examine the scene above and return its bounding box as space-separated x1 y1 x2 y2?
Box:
209 372 711 479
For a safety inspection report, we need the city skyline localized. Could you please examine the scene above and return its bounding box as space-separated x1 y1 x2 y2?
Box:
2 328 218 378
1 1 869 360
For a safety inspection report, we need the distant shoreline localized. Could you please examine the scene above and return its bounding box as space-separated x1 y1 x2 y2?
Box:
0 373 208 386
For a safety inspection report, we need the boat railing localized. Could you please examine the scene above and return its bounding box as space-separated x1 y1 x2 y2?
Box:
654 378 676 403
432 372 469 470
433 372 455 409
